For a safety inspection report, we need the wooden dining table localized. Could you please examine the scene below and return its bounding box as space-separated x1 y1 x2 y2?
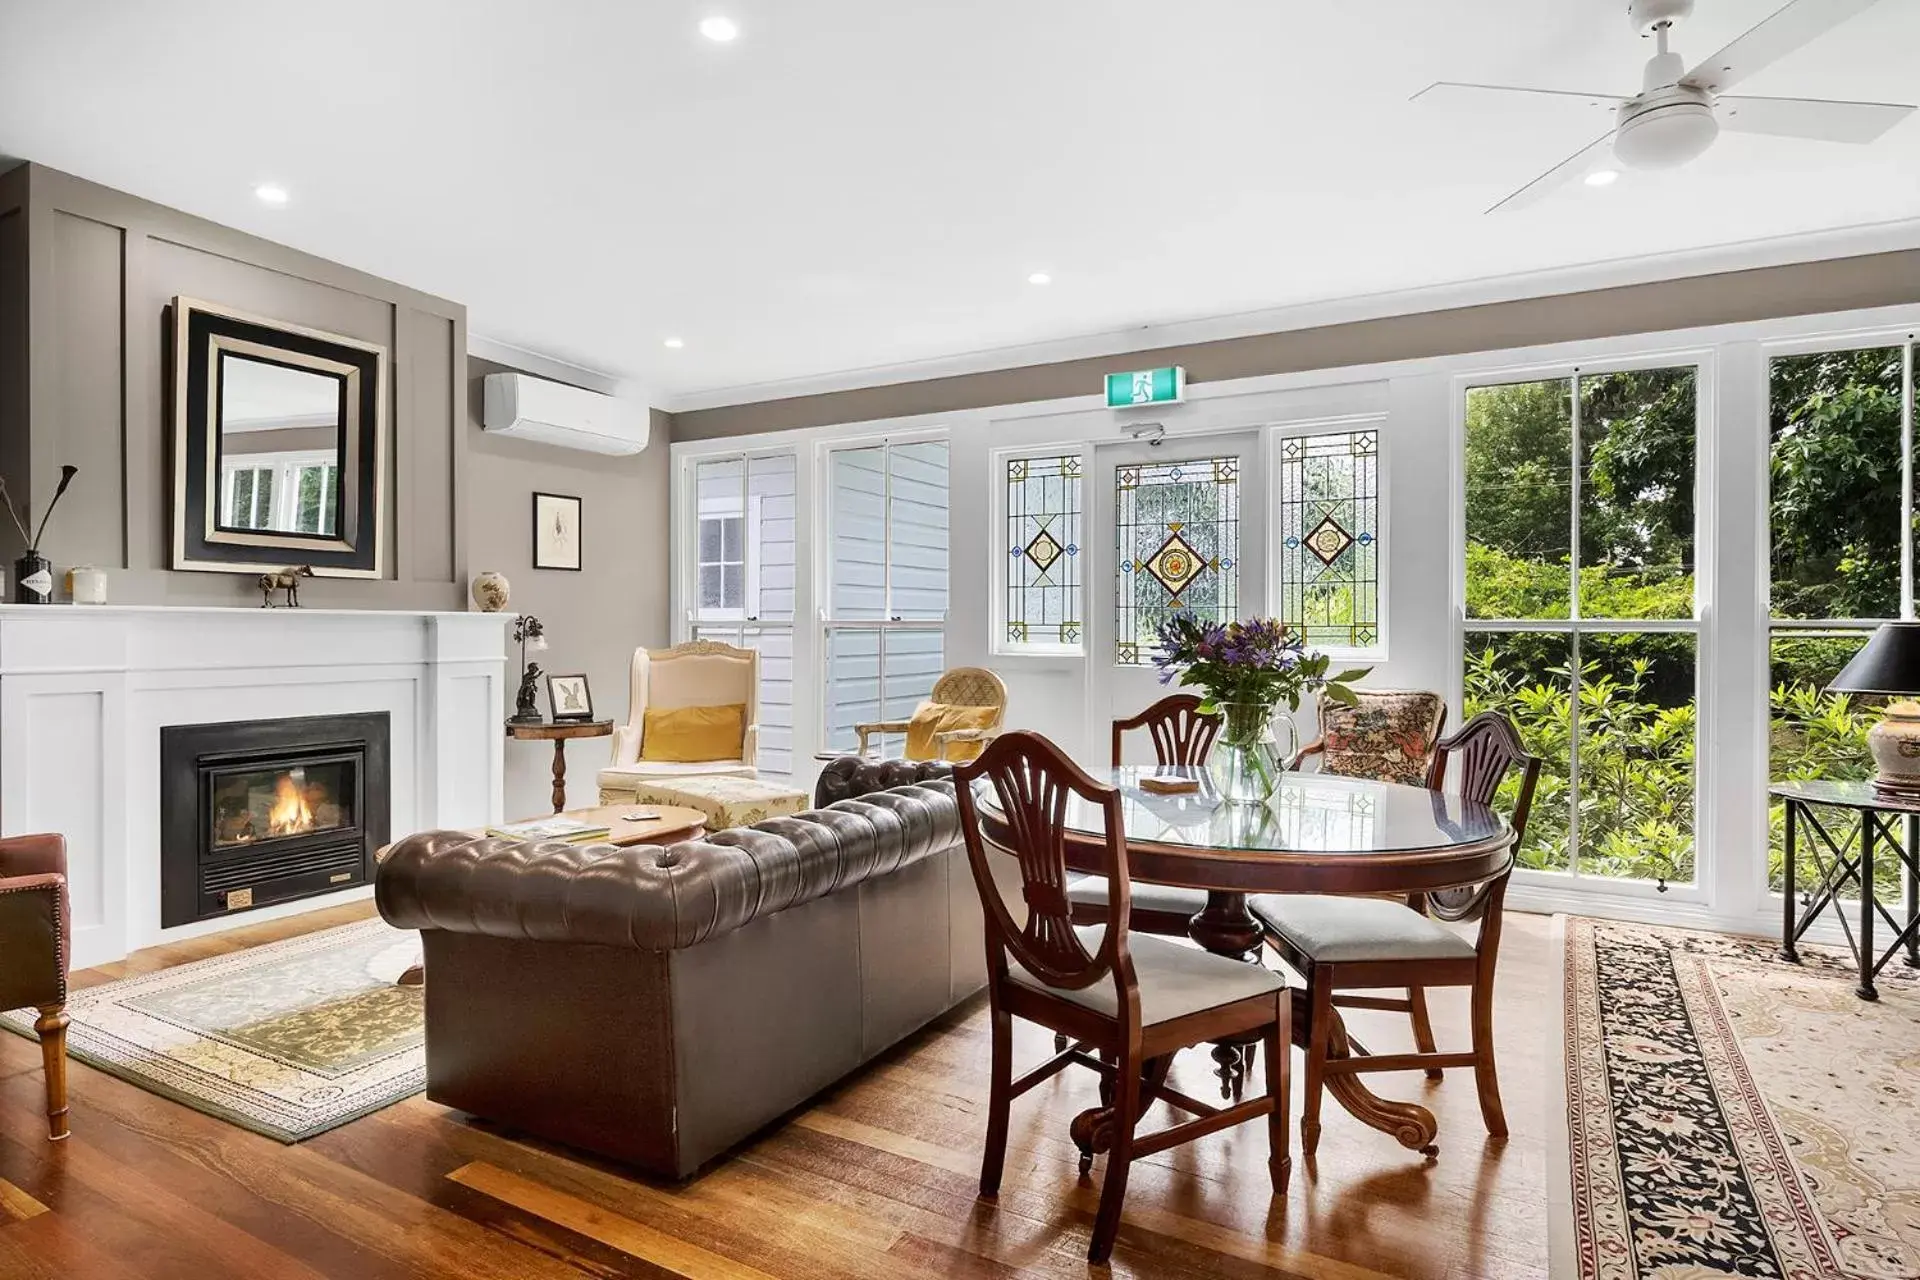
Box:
975 764 1513 1155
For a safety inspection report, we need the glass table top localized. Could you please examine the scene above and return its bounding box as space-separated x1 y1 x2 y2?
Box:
978 765 1506 856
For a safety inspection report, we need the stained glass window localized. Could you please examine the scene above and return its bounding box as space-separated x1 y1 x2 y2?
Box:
1114 456 1238 665
1277 430 1379 649
1005 455 1082 647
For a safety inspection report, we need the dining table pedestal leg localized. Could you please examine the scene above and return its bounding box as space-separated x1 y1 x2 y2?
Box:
1189 892 1264 1098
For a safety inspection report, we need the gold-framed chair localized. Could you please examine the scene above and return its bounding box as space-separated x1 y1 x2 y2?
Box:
854 666 1008 762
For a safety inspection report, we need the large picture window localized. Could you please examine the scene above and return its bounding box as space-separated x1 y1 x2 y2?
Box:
823 439 949 755
1277 428 1379 650
1461 368 1699 886
1004 454 1083 649
1767 343 1917 902
688 452 798 774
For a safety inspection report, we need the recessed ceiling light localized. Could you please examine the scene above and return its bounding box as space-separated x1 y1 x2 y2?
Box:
1027 272 1052 285
663 337 685 349
254 183 290 205
699 16 739 42
1584 169 1620 188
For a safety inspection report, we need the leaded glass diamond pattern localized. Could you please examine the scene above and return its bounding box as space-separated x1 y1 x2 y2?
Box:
1278 431 1378 648
1114 456 1238 665
1303 515 1354 566
1143 530 1207 597
1006 455 1082 647
1025 529 1064 572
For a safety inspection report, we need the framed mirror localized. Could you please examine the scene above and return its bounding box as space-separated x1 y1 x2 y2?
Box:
171 297 388 577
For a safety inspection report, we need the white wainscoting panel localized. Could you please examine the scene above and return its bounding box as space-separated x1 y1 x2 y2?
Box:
0 605 511 968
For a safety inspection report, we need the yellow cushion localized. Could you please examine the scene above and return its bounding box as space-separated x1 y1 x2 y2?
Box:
904 701 997 762
640 704 747 763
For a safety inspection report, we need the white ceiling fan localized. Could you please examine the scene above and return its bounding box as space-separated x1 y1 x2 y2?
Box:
1414 0 1917 212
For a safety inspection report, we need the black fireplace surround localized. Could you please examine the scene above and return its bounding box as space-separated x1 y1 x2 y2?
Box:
160 712 390 927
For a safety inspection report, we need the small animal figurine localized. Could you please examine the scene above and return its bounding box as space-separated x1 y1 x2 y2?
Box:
258 565 315 608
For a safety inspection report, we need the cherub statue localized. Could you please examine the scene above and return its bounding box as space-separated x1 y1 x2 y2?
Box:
512 661 545 724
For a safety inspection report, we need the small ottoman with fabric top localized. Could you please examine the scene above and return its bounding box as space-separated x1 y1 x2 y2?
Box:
615 774 809 831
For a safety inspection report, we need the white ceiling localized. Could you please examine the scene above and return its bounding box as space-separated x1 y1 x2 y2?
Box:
4 0 1920 410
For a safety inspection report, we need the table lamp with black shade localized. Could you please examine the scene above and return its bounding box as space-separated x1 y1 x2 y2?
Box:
1828 622 1920 799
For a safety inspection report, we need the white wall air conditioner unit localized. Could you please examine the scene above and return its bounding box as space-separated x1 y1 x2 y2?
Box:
481 372 650 456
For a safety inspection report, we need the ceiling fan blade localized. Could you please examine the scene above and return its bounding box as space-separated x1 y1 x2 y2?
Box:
1682 0 1885 94
1412 81 1617 109
1489 131 1618 214
1718 95 1916 143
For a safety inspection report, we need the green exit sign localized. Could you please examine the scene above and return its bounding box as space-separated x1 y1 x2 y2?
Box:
1106 366 1186 408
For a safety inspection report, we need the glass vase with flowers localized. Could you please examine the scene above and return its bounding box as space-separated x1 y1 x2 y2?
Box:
1151 610 1369 804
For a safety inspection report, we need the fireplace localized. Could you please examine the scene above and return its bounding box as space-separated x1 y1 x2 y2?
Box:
160 713 391 927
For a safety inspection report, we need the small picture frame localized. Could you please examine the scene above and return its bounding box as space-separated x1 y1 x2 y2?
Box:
532 492 582 571
547 672 594 721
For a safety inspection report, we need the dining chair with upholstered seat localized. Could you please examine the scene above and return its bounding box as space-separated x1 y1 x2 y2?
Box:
953 730 1291 1264
1066 694 1223 938
1291 689 1447 786
1251 711 1539 1158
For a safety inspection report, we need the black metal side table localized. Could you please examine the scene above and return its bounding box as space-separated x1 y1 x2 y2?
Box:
1771 779 1920 1000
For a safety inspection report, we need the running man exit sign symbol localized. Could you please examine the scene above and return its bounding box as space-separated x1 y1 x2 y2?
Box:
1105 366 1186 408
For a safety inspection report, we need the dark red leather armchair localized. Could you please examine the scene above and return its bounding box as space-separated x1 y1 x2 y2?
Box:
0 834 69 1139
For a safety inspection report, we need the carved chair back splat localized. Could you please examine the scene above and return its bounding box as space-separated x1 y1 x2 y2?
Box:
1111 694 1222 769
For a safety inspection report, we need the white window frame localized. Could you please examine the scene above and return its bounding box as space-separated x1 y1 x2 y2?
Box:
992 443 1089 657
678 448 801 774
1452 350 1715 904
694 511 760 620
1264 412 1389 661
817 428 951 757
219 449 338 535
1757 330 1919 904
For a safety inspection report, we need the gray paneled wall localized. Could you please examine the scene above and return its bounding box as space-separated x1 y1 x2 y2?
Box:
466 357 674 816
0 162 466 608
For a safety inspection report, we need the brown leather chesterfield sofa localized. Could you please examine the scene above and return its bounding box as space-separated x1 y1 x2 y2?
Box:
377 757 997 1178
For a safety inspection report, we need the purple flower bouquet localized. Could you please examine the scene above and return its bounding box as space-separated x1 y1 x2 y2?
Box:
1151 611 1369 802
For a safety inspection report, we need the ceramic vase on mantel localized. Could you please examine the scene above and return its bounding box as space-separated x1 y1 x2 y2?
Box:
12 552 53 605
1211 701 1296 805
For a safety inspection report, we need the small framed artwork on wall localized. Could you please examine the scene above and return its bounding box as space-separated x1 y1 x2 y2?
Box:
532 492 582 571
547 672 594 721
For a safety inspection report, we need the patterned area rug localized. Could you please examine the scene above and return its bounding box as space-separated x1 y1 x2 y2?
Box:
1555 915 1920 1279
1 918 424 1142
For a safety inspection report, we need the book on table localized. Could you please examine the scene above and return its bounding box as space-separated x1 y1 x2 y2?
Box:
485 816 613 843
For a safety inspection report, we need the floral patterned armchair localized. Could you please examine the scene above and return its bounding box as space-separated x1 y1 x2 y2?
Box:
1291 690 1447 787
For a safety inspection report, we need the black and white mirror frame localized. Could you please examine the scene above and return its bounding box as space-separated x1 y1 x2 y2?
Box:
170 296 389 578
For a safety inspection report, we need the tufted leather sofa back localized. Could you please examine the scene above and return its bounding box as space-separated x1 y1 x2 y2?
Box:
812 755 953 807
377 780 959 952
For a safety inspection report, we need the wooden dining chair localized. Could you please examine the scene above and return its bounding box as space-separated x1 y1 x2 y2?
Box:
1067 694 1223 938
953 730 1291 1265
1250 710 1539 1158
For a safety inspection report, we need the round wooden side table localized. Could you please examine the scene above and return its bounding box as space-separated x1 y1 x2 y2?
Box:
506 719 614 813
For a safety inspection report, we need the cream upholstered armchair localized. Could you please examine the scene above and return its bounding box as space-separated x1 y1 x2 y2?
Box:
854 666 1008 761
598 640 759 798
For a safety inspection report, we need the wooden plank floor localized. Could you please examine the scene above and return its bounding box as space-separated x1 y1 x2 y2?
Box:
0 903 1554 1278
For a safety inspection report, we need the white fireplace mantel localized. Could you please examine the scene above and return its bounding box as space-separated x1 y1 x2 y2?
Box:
0 604 511 968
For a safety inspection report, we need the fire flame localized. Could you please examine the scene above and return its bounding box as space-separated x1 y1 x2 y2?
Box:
267 773 315 837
